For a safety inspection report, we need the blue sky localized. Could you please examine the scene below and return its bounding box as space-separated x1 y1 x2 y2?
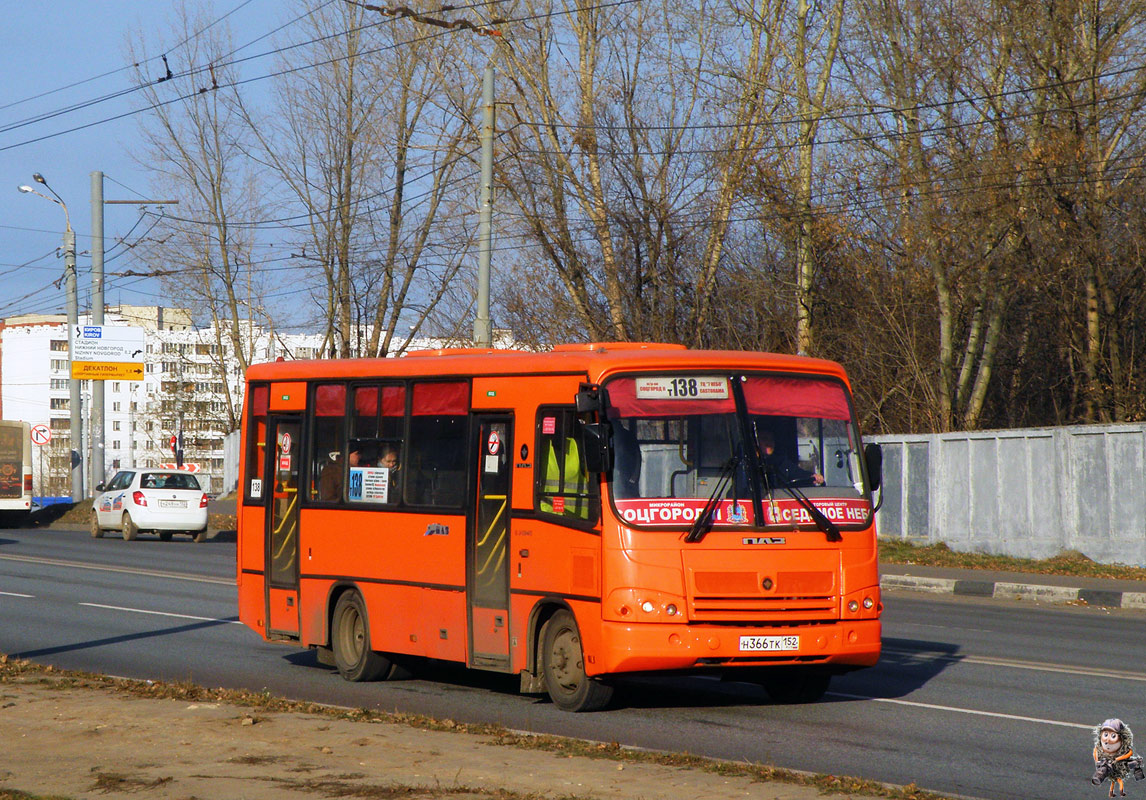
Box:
0 1 276 323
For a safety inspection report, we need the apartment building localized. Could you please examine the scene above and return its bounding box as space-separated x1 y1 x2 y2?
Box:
0 306 323 498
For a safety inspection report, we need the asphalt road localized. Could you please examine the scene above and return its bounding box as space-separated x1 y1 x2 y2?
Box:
0 526 1138 800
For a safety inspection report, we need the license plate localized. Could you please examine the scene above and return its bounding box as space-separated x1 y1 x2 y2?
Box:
739 635 799 652
158 500 185 508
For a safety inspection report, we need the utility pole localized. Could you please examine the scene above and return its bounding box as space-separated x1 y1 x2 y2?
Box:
91 172 105 490
473 62 495 347
64 225 81 501
90 170 177 485
19 175 83 500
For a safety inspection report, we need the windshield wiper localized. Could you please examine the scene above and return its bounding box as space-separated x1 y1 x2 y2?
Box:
765 467 841 542
684 456 739 543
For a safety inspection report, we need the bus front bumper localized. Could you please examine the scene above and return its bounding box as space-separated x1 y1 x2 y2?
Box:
591 619 881 676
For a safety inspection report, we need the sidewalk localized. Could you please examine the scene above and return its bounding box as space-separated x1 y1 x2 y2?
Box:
880 563 1146 609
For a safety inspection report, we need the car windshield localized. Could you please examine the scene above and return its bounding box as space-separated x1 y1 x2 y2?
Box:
141 472 201 490
605 373 872 529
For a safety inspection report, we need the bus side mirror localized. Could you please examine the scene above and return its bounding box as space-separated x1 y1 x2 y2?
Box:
575 383 603 414
864 443 882 492
581 422 613 474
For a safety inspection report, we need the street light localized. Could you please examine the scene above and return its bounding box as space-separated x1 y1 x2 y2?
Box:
18 174 83 502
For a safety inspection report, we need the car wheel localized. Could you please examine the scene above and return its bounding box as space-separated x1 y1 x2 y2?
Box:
90 510 103 539
159 531 173 541
193 528 209 543
122 512 138 541
331 591 394 682
541 609 613 712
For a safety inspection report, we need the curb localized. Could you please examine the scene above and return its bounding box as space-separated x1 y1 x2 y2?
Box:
880 574 1146 610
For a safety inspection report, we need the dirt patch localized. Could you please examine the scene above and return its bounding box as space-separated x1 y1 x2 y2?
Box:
0 660 952 800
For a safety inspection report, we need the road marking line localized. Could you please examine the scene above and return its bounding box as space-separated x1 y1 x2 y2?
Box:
79 602 242 624
829 692 1093 729
0 553 233 585
0 591 34 598
882 647 1146 682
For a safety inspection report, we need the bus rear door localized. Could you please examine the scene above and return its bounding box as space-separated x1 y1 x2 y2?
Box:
470 415 513 669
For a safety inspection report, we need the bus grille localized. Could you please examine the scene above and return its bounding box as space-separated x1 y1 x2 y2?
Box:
689 570 838 623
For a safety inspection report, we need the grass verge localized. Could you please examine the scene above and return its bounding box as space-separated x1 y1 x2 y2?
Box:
878 539 1146 582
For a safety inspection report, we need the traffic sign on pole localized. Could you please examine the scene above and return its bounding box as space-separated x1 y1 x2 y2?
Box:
30 424 51 446
70 325 146 382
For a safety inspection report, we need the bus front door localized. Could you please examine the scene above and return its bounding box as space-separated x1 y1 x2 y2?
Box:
265 416 302 639
470 415 513 669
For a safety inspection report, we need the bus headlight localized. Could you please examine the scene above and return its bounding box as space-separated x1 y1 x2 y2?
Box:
605 589 688 622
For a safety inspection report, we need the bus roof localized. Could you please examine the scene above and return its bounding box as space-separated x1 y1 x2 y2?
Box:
245 343 851 386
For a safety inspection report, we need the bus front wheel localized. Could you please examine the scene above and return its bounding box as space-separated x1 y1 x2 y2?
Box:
541 610 613 712
331 591 392 682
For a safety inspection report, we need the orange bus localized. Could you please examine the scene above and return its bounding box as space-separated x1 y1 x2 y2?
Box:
237 343 883 711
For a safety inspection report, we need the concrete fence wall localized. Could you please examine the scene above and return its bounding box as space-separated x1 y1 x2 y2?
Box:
868 423 1146 567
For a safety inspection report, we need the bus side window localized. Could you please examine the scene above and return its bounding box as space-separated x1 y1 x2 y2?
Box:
405 381 468 508
536 408 599 523
244 384 270 503
309 383 347 502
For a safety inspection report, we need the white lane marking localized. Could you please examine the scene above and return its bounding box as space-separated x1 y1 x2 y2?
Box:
0 553 232 585
829 692 1093 730
882 647 1146 683
79 602 242 624
0 590 34 598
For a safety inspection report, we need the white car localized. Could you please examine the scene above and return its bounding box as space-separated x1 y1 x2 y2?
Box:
91 469 209 542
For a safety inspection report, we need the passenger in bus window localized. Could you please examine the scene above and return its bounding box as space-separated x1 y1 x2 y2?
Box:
757 429 823 486
379 446 402 498
319 446 359 501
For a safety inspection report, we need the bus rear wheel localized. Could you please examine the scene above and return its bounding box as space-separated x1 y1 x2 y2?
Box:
331 591 393 682
541 609 613 712
757 667 831 704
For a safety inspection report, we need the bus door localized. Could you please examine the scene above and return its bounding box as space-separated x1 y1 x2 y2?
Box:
265 416 302 638
470 415 513 669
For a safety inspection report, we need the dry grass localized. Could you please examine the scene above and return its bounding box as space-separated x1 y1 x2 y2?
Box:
878 539 1146 581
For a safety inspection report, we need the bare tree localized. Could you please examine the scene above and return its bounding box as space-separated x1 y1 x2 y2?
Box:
130 3 266 431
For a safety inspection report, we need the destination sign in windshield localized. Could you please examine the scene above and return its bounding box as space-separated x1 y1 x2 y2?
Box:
634 376 729 400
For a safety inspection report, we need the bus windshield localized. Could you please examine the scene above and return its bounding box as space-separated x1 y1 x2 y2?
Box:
605 373 871 529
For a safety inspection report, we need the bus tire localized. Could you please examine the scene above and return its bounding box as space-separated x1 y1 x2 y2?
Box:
90 511 103 538
122 513 138 541
331 591 391 682
541 609 613 712
758 667 831 704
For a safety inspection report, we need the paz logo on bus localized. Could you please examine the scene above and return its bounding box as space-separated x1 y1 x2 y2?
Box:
487 431 500 455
